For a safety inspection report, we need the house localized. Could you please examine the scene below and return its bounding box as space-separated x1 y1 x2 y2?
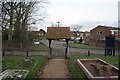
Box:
109 27 120 41
30 29 46 42
90 25 111 41
39 29 46 38
85 25 120 47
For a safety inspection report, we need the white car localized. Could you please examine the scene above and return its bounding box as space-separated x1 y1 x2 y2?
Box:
70 37 75 41
75 37 80 41
34 42 40 45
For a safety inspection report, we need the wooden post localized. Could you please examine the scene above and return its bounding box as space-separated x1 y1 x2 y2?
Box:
113 48 115 56
88 50 90 56
113 35 115 56
49 39 52 59
105 47 107 57
118 54 120 78
2 51 5 56
26 51 28 57
105 36 107 57
66 39 69 58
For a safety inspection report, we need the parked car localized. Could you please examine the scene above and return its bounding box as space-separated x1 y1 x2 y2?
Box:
70 37 75 41
34 41 40 45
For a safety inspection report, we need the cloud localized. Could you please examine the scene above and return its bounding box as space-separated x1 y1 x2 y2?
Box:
69 20 118 31
37 0 119 31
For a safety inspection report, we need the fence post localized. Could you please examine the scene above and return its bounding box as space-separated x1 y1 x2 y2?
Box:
88 50 90 56
2 51 5 56
26 51 28 57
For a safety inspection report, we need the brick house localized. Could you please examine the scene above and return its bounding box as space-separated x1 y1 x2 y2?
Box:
39 29 46 38
90 25 111 40
85 25 120 47
30 29 46 42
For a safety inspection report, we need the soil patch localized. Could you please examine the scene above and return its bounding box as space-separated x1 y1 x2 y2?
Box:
39 59 70 78
80 59 118 77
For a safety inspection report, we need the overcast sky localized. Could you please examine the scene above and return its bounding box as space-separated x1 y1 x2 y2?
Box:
38 0 119 31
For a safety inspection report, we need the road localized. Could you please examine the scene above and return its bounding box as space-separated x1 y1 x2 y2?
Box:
41 39 119 55
3 39 119 56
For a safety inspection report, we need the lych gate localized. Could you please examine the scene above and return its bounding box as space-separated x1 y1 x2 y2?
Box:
46 27 71 59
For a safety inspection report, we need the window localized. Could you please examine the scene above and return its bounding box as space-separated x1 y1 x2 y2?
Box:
97 31 102 35
114 31 117 35
100 31 102 34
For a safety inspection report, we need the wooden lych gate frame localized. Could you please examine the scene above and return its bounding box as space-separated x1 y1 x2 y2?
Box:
46 27 71 59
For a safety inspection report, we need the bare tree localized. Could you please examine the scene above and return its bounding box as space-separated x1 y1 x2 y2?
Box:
70 24 82 42
1 0 48 49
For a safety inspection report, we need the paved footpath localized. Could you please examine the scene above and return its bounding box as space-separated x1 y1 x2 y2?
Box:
39 59 70 78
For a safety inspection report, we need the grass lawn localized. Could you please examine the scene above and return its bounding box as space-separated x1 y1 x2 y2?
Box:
27 44 49 52
3 43 49 52
2 56 48 79
68 53 119 79
68 43 104 49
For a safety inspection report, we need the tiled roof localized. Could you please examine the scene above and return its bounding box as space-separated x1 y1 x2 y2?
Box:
91 25 119 31
47 27 71 39
90 25 110 32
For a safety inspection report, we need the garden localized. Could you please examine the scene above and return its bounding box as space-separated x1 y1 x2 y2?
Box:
1 53 118 79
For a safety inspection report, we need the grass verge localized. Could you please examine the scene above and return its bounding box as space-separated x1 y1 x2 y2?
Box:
27 44 49 52
3 43 49 52
68 43 104 49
